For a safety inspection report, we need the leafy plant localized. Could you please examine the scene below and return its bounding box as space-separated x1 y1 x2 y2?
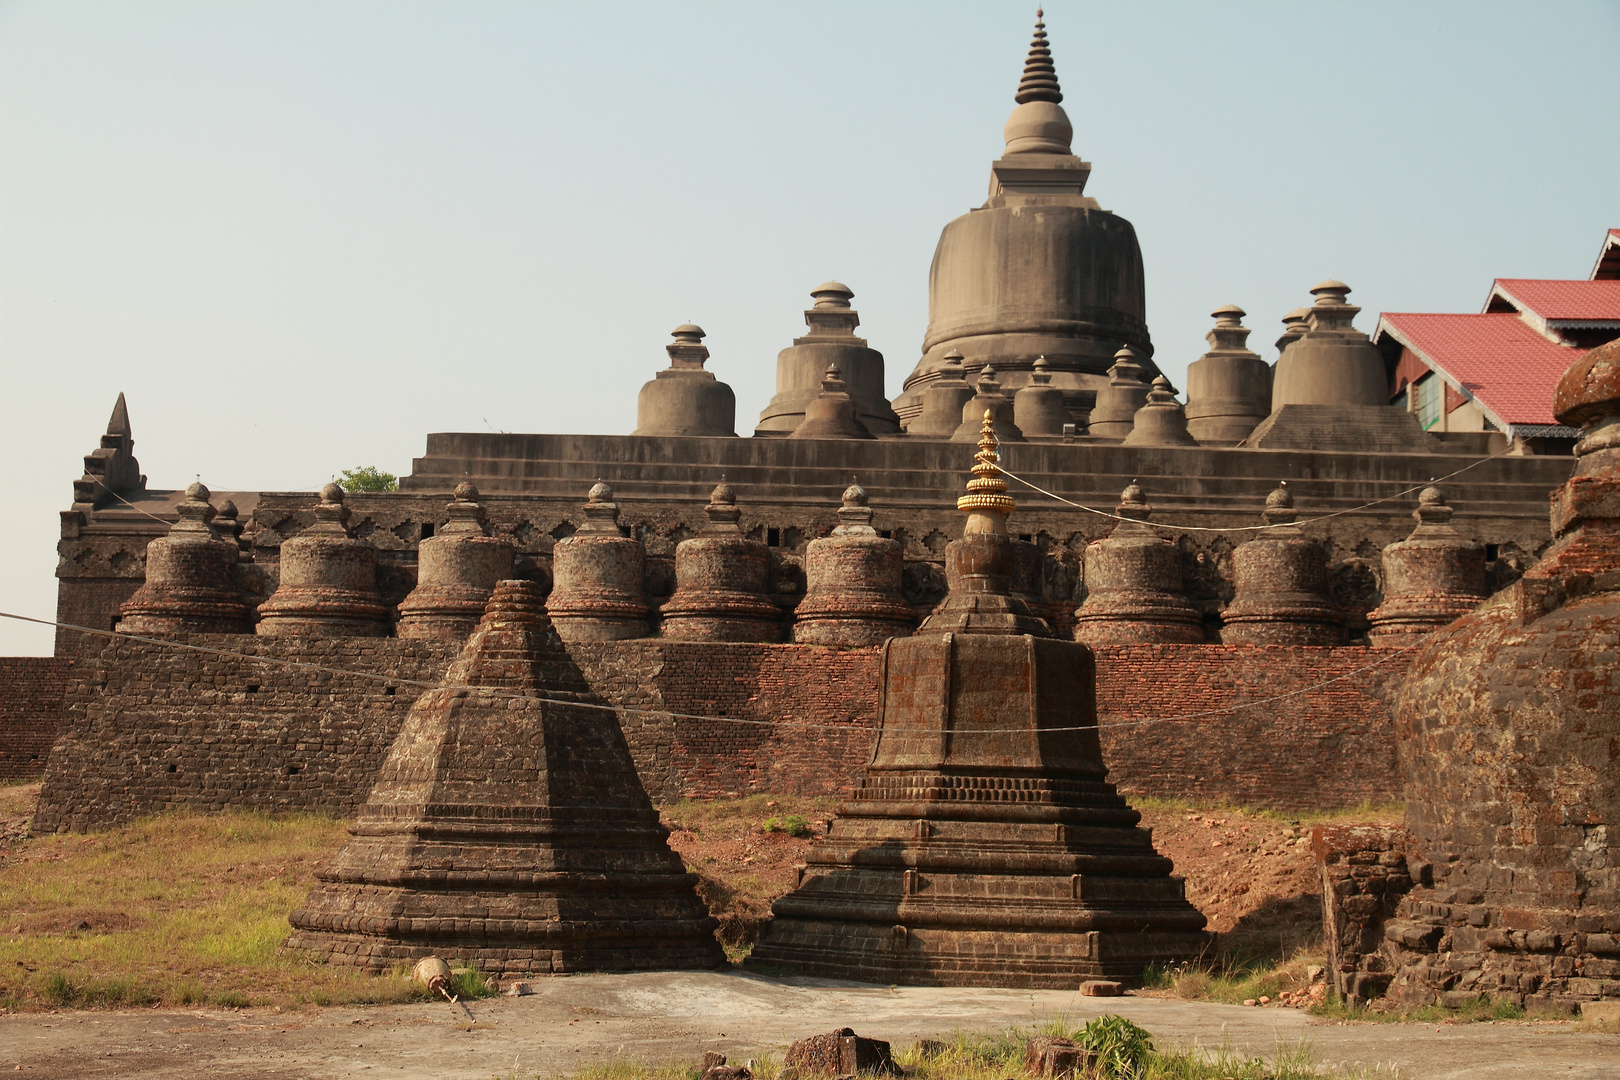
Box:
1078 1014 1155 1080
337 466 398 493
762 814 811 837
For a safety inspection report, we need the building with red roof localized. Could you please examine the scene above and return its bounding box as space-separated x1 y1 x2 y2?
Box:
1374 229 1619 451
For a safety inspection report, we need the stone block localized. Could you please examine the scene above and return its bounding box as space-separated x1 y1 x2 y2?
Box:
1023 1036 1096 1078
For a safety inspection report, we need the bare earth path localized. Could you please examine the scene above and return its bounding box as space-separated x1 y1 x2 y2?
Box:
4 970 1617 1080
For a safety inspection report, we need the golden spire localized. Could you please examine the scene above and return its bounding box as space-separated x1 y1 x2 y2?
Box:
957 410 1016 535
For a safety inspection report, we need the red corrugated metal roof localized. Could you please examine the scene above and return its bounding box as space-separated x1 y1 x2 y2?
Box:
1376 312 1584 427
1489 278 1620 321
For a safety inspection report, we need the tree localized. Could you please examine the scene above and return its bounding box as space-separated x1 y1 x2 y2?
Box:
338 466 398 493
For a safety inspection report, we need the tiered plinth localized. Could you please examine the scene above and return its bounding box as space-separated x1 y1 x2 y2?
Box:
285 579 722 974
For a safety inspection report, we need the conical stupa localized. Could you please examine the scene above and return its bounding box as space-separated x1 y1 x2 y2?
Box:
748 413 1208 987
286 579 723 974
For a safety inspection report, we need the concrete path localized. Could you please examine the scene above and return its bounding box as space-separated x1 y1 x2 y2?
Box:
3 970 1617 1079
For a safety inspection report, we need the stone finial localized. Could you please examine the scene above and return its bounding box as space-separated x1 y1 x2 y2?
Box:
939 349 967 381
975 365 1002 396
107 392 133 440
702 480 743 535
1305 280 1361 332
821 364 847 393
1262 483 1297 526
810 282 854 309
578 479 623 535
454 480 477 502
174 482 219 534
1031 356 1053 384
1118 481 1151 522
1413 485 1455 530
957 411 1015 535
666 324 710 370
1146 375 1178 405
1207 305 1253 351
1275 307 1312 353
440 481 488 536
1554 336 1620 472
833 481 877 536
310 482 352 534
1015 9 1063 104
1108 347 1147 385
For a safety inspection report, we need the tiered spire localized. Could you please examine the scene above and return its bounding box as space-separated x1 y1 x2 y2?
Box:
957 411 1016 534
1015 9 1063 104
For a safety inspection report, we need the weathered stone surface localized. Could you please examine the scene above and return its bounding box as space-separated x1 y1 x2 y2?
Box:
792 484 914 647
784 1028 895 1077
1313 825 1415 1006
1185 305 1269 444
788 365 875 441
548 482 651 642
1072 484 1202 645
757 282 899 437
1013 356 1071 438
908 349 976 439
1378 340 1620 1011
1087 348 1152 440
1024 1035 1095 1076
951 368 1025 443
396 483 514 642
1221 485 1344 646
634 324 737 438
117 482 249 635
749 417 1208 987
1122 377 1197 447
285 579 723 974
1366 486 1487 645
1270 281 1388 411
659 483 781 642
256 483 391 638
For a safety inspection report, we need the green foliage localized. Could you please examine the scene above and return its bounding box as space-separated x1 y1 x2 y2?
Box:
761 814 811 838
1078 1014 1155 1080
337 465 398 493
449 966 498 1000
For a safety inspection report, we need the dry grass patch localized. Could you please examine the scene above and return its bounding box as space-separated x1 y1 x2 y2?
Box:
0 807 447 1010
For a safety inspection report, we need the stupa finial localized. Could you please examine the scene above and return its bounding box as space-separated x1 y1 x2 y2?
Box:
1015 9 1063 105
957 410 1016 535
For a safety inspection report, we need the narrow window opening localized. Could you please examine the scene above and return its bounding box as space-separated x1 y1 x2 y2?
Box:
246 684 261 695
1485 544 1500 561
766 527 781 547
421 522 435 540
166 763 177 773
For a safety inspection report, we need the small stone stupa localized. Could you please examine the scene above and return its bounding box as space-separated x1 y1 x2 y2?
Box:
1072 483 1203 645
632 325 738 438
1013 356 1071 437
1220 485 1344 645
1088 348 1152 440
286 579 723 974
658 482 781 642
748 413 1209 987
116 482 249 635
256 483 391 638
1365 486 1487 646
792 483 915 646
756 282 901 436
1122 377 1198 447
1185 305 1270 444
396 483 514 641
788 365 875 440
908 349 975 438
950 366 1024 443
548 481 652 642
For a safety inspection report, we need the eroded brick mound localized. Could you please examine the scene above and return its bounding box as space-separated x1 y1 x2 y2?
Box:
285 579 723 974
1380 342 1620 1011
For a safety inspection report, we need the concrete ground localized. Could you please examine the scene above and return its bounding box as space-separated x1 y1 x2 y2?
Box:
3 970 1617 1079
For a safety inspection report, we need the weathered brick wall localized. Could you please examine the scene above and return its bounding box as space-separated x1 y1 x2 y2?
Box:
1094 644 1409 810
33 637 456 833
30 635 1408 831
0 658 73 779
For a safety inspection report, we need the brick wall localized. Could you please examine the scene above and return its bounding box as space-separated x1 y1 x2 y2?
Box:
0 658 73 779
30 636 1408 832
33 637 456 833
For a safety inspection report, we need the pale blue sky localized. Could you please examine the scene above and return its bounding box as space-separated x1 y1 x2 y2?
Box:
2 0 1617 654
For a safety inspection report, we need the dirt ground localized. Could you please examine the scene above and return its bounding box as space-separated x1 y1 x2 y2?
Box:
4 969 1618 1079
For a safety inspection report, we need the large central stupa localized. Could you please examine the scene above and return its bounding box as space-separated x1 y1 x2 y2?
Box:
892 11 1159 428
747 413 1208 987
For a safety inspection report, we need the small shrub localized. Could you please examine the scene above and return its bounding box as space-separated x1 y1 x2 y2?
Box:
762 814 811 838
449 966 497 1000
337 466 398 493
1078 1014 1154 1080
41 972 77 1005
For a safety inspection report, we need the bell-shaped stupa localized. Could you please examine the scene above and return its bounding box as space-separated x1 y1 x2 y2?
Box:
117 482 250 635
1013 356 1072 437
788 365 876 440
895 10 1157 430
658 482 781 642
950 366 1024 443
1185 305 1271 444
548 481 652 642
748 413 1209 987
1365 486 1487 645
632 325 738 437
1122 377 1198 447
1072 483 1203 645
396 483 515 642
1220 485 1344 645
908 349 976 438
286 579 723 974
757 283 900 436
1087 348 1152 440
792 483 915 646
256 483 391 638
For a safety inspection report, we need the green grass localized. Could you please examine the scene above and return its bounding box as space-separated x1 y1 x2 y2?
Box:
0 808 466 1010
1310 996 1529 1024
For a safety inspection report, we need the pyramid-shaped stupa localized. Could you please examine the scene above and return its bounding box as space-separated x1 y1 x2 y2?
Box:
287 579 723 974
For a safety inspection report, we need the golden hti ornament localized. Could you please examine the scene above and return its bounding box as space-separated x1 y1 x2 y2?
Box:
956 410 1016 535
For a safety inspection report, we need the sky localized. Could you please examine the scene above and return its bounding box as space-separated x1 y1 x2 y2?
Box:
1 0 1617 655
